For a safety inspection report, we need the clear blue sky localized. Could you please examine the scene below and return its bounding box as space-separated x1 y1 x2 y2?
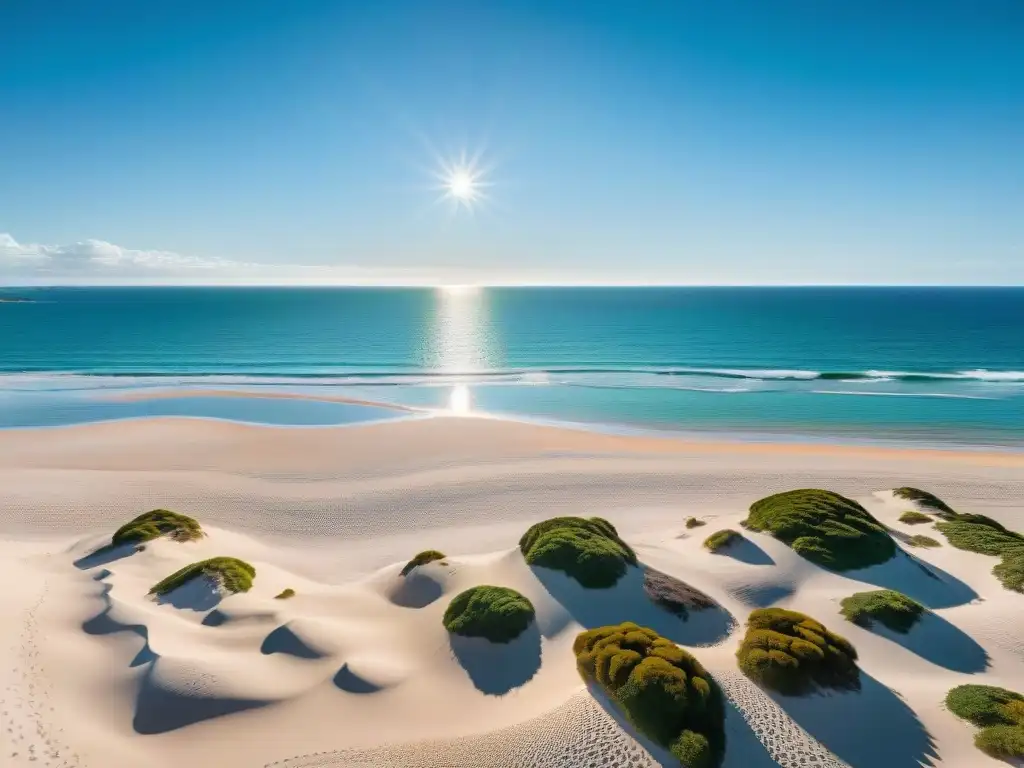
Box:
1 0 1022 284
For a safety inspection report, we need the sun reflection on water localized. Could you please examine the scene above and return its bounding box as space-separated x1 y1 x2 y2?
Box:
427 286 494 415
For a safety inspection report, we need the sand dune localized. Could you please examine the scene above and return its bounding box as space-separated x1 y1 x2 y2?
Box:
1 415 1022 767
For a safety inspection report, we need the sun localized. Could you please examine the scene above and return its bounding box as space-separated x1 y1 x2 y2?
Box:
432 149 492 212
448 169 477 201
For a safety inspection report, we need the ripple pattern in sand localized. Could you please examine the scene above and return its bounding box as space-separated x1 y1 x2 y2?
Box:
263 690 661 768
716 670 848 768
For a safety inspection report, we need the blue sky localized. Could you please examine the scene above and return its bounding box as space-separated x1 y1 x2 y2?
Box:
1 0 1022 285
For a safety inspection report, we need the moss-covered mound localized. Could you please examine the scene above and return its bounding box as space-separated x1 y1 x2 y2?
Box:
893 487 957 519
898 510 933 525
934 513 1024 592
274 588 295 599
685 517 707 529
150 557 256 596
443 585 535 643
704 529 740 553
574 622 725 767
112 509 203 546
840 589 924 633
519 516 637 588
906 534 942 548
736 608 859 694
946 684 1024 760
744 489 895 571
400 550 446 577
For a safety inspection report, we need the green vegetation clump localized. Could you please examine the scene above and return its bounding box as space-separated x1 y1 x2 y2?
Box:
703 529 740 552
898 510 933 525
112 509 203 546
519 516 637 588
933 512 1024 593
840 589 924 634
685 517 707 529
892 487 957 519
906 534 942 548
946 684 1024 760
574 622 725 767
736 608 859 694
400 550 446 577
744 489 895 571
994 551 1024 592
935 516 1024 556
443 585 535 643
150 557 256 596
274 588 296 599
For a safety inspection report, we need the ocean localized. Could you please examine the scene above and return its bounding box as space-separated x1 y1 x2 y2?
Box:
1 286 1023 447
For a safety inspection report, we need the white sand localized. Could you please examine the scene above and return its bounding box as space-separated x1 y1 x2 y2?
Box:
1 415 1022 768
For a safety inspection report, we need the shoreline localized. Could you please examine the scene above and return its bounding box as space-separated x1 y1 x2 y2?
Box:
5 382 1024 460
1 412 1023 469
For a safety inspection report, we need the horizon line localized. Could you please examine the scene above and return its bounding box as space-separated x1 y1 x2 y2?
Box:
3 282 1024 289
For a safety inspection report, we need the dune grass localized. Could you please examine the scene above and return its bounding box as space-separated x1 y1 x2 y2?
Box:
703 529 740 553
519 516 637 588
149 557 256 596
685 517 707 529
946 684 1024 760
737 608 859 695
898 510 933 525
840 589 924 633
400 550 446 577
892 487 958 519
935 516 1024 556
574 622 725 767
274 588 296 599
994 551 1024 593
905 534 942 548
443 585 535 643
744 489 895 571
112 509 203 546
932 511 1024 592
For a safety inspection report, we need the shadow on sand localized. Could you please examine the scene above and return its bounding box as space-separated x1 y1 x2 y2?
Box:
531 564 735 647
868 611 989 673
334 664 386 694
153 576 223 612
133 661 269 734
841 551 977 610
81 581 156 668
770 670 939 768
719 536 775 566
448 622 542 696
261 623 327 660
82 571 267 733
387 569 444 609
73 541 138 570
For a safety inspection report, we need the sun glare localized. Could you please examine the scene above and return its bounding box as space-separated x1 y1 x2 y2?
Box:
449 384 472 413
448 170 476 200
432 149 492 212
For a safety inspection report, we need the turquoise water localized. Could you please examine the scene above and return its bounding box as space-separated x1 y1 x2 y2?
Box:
1 286 1023 446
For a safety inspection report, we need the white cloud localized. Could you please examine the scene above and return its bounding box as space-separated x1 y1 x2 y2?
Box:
0 233 251 280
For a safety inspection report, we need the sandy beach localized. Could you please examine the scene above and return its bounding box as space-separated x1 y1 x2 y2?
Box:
1 414 1022 768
